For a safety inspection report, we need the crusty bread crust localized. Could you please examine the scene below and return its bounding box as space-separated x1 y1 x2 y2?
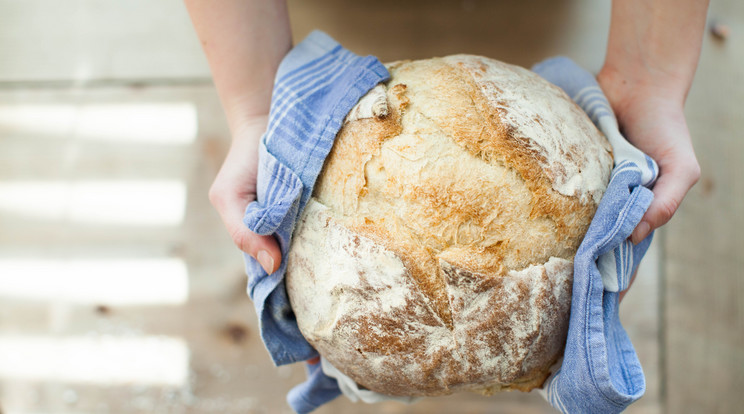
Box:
286 55 612 396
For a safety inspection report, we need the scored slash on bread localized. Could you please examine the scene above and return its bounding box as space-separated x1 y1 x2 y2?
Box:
286 55 613 396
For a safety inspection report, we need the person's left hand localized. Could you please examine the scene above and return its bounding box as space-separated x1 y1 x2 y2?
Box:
598 69 701 245
598 69 701 300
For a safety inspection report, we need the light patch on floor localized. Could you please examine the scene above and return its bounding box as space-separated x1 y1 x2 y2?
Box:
0 180 187 226
0 258 189 305
0 102 198 144
0 335 189 385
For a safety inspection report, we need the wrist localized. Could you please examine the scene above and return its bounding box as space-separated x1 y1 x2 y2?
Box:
600 42 696 98
231 113 270 142
601 0 708 110
597 64 687 119
221 92 273 136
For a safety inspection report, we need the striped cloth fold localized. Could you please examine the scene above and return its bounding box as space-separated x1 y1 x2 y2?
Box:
241 34 659 413
532 57 658 413
240 30 389 413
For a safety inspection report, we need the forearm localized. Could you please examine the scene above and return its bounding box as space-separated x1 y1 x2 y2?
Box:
184 0 291 133
601 0 709 105
599 0 707 245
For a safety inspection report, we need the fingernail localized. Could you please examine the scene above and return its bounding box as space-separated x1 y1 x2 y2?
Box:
257 250 274 274
631 221 650 245
307 356 320 365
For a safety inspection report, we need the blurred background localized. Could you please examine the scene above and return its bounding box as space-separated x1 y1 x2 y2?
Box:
0 0 741 413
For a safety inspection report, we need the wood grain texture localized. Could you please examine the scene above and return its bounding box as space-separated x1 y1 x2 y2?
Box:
664 0 744 411
287 0 609 72
0 0 210 83
0 0 684 413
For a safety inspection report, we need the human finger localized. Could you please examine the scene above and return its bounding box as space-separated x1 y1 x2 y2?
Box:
630 156 700 244
210 184 281 274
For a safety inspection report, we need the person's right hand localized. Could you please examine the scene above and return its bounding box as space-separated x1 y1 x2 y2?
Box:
208 115 282 275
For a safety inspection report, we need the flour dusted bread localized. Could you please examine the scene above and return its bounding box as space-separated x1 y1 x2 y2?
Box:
286 55 613 396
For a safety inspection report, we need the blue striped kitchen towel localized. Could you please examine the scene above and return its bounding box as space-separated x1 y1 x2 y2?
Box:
242 30 659 412
240 30 389 413
532 57 659 413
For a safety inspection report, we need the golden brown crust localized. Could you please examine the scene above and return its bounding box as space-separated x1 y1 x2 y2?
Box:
286 202 572 396
287 55 613 396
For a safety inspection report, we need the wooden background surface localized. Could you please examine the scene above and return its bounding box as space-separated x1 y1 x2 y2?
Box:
0 0 740 413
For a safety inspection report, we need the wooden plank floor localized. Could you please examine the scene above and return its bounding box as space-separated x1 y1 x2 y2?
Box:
0 0 209 83
0 0 740 413
664 0 744 412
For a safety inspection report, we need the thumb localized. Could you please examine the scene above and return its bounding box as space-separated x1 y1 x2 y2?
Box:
210 188 282 274
230 223 282 275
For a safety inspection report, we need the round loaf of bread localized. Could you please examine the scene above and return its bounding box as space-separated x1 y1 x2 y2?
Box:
286 55 613 396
